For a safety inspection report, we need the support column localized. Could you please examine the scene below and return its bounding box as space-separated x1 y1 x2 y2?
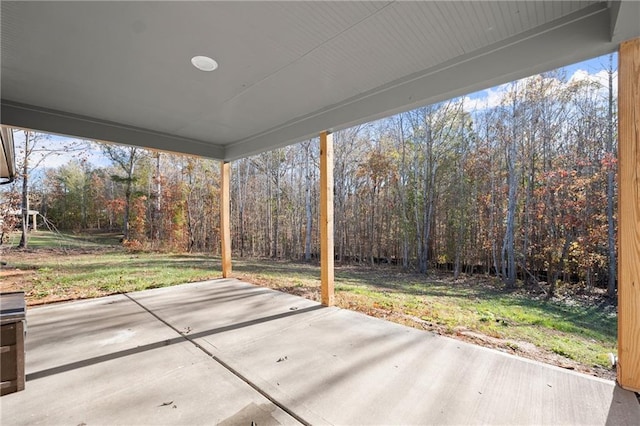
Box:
220 161 232 278
320 131 335 306
618 37 640 392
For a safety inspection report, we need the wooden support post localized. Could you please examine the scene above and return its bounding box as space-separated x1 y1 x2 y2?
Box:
220 161 232 278
320 131 335 306
618 37 640 392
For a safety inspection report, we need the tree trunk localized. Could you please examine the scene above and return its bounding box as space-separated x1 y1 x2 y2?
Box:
304 142 313 262
18 131 30 249
606 54 617 297
123 182 131 240
419 122 436 274
503 107 518 288
272 165 280 258
153 153 161 246
398 117 410 270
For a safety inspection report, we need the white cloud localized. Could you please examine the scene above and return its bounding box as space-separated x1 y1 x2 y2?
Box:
568 68 618 95
462 83 510 113
461 67 617 114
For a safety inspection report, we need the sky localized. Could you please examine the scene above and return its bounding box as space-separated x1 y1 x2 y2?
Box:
11 133 108 170
462 52 617 112
12 52 618 172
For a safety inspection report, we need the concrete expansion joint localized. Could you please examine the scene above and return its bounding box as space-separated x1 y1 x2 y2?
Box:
122 292 312 426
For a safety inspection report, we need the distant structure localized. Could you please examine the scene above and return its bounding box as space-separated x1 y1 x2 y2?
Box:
8 210 39 231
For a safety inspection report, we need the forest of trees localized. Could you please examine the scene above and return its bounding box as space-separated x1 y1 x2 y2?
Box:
1 58 618 298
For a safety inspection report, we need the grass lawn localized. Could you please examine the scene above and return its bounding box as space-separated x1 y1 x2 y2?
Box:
1 231 222 301
2 229 122 249
234 262 617 378
1 230 617 379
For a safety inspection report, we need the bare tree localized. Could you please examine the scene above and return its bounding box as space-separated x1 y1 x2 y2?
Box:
101 144 142 240
302 140 314 262
16 130 86 248
605 54 617 297
501 83 520 288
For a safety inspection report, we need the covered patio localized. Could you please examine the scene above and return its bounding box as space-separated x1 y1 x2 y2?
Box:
2 279 639 424
2 1 640 422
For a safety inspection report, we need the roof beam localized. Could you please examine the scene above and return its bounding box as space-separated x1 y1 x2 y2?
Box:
610 0 640 43
1 101 225 159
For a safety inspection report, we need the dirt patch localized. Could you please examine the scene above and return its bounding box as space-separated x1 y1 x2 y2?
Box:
0 268 36 293
454 329 615 381
1 247 114 305
0 265 100 306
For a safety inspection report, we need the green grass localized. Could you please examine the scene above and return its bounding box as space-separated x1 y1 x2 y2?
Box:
8 251 222 302
2 231 222 302
2 231 617 372
5 230 122 249
234 261 617 370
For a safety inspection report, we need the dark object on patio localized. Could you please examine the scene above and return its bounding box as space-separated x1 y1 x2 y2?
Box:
1 291 26 396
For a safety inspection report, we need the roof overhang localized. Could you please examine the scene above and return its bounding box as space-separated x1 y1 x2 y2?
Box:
0 126 16 184
1 1 639 161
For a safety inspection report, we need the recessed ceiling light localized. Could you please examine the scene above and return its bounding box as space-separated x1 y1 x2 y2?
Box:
191 56 218 72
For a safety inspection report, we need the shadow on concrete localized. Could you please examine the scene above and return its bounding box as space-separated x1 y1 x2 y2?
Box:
26 304 324 382
605 384 640 425
27 289 278 348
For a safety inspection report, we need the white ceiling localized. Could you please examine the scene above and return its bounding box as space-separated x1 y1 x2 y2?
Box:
1 1 639 161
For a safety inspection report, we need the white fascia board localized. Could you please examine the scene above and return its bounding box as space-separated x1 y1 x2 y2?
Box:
0 101 225 160
610 0 640 43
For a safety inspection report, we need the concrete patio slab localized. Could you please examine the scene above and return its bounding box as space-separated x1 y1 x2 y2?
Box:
0 291 300 425
2 278 639 425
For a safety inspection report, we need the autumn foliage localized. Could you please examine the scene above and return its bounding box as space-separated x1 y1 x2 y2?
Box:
3 59 618 297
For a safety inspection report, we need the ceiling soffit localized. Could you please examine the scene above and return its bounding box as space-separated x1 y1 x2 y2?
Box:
1 1 638 160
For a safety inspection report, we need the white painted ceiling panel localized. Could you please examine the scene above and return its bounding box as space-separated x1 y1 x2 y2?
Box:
2 1 638 160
